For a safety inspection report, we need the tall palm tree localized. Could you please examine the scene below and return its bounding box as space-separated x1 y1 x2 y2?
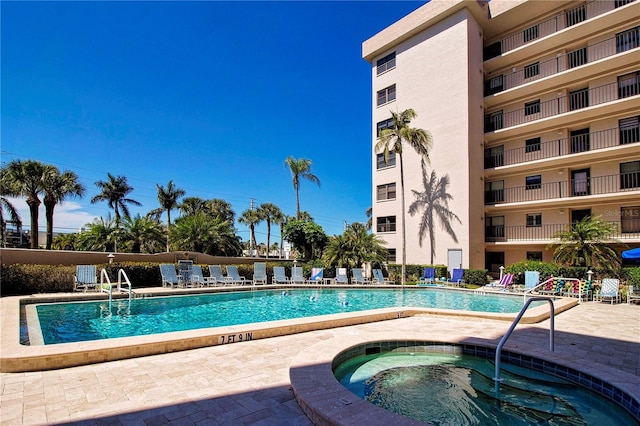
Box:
42 166 85 250
365 207 373 231
76 216 118 252
408 160 460 264
0 175 21 247
1 160 48 248
375 108 432 285
120 214 164 253
171 212 242 256
238 208 262 256
155 180 185 252
284 156 320 219
257 202 283 258
91 173 141 224
179 197 207 216
51 232 77 251
206 198 236 223
548 215 621 269
322 222 388 270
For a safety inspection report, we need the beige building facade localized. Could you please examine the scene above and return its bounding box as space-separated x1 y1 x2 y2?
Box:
364 0 640 273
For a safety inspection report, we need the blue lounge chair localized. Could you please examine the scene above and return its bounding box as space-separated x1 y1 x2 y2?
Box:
291 266 306 284
177 260 198 288
159 264 179 288
226 265 248 285
513 270 539 293
310 267 324 284
273 266 290 284
447 268 464 286
352 268 370 285
209 265 233 286
372 268 394 285
335 268 348 284
253 262 267 285
75 265 98 292
418 267 435 285
190 265 208 287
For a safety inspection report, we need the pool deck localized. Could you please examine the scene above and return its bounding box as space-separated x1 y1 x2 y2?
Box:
1 291 639 425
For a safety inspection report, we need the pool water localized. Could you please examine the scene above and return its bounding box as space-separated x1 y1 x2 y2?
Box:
29 288 542 345
334 351 637 425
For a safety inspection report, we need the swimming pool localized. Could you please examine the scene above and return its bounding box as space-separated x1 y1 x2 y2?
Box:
27 288 545 345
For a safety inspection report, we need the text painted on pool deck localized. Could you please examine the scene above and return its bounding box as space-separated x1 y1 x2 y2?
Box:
219 332 253 344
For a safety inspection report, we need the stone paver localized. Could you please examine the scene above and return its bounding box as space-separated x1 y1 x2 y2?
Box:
1 302 639 425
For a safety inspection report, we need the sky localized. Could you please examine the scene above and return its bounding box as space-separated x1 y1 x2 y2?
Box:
1 0 424 245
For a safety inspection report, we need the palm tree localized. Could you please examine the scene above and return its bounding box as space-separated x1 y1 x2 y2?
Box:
1 160 47 248
238 208 262 256
91 173 141 224
42 166 85 250
284 156 320 219
171 212 242 255
322 222 388 271
375 108 432 285
51 233 77 251
206 198 235 223
257 202 283 259
154 180 185 252
76 216 118 252
179 197 207 216
365 207 373 231
408 160 460 264
548 215 621 269
120 214 164 253
0 175 21 247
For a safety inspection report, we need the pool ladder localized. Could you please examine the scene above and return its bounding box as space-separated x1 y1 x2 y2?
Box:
99 268 133 303
494 297 555 388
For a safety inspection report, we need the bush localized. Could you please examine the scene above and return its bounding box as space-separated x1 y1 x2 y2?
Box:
506 261 559 284
463 269 488 285
622 267 640 286
1 264 76 295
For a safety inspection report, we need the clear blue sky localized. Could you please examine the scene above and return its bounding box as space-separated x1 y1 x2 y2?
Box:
2 1 423 244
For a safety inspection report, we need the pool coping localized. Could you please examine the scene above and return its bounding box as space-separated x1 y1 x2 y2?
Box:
289 336 640 426
0 286 578 373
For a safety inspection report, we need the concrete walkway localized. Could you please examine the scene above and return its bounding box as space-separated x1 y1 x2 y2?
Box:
1 302 639 425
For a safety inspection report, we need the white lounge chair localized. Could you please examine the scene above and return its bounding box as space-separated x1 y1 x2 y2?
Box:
177 260 198 288
226 265 248 285
253 262 267 285
291 266 306 284
335 268 348 285
596 278 620 304
352 268 370 285
209 265 233 286
75 265 98 292
628 285 640 304
273 266 290 285
372 268 394 285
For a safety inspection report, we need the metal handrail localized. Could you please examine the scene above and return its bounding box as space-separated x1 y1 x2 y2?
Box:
494 297 555 387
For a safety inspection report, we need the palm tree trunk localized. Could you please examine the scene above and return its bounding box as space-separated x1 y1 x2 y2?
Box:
399 153 406 286
166 210 171 252
266 221 271 259
295 184 301 219
27 198 40 249
44 200 54 250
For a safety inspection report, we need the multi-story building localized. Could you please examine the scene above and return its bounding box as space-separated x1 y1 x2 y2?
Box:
363 0 640 274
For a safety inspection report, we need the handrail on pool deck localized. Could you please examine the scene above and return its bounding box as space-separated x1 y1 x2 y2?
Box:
494 297 555 386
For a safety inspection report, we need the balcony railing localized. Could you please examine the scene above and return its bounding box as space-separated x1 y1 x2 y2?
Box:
485 220 640 242
484 31 638 95
483 0 635 61
484 126 639 169
484 79 639 132
485 172 640 205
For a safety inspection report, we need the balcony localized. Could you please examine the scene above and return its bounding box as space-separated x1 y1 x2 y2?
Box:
484 172 640 205
484 30 639 96
484 126 639 169
484 78 639 133
485 220 640 242
483 0 635 61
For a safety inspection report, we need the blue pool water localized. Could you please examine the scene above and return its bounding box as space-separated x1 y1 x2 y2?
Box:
30 288 542 345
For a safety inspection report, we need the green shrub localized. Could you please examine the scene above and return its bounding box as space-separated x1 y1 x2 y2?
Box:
506 261 559 284
463 269 488 285
1 264 76 295
622 267 640 286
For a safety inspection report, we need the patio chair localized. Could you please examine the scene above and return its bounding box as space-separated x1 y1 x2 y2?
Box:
448 268 464 286
335 267 349 284
628 285 640 304
226 265 248 285
596 278 620 304
273 266 290 284
372 268 394 285
512 270 539 293
209 265 233 286
310 267 324 284
417 267 435 285
291 266 307 284
75 265 98 292
190 265 208 287
487 273 514 290
352 268 371 285
253 262 268 285
177 260 198 288
159 264 179 288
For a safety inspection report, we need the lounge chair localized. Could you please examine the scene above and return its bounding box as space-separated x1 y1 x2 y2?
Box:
628 285 640 304
310 267 324 284
291 266 306 284
177 260 198 288
226 265 248 285
335 267 349 285
448 268 464 286
512 270 539 293
159 264 180 288
372 268 394 285
352 268 371 285
596 278 620 304
417 267 435 285
190 265 208 287
487 273 514 290
209 265 233 286
253 262 267 285
273 266 290 285
75 265 98 292
562 278 591 303
538 277 564 296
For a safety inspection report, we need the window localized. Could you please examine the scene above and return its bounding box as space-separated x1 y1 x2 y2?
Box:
620 116 640 145
377 183 396 201
484 110 503 132
526 213 542 227
523 25 539 43
526 251 543 261
568 47 587 69
376 152 396 169
377 216 396 233
620 161 640 190
484 75 504 96
484 180 504 204
570 88 589 110
377 84 396 106
565 4 586 27
616 27 639 53
570 128 590 153
621 206 640 233
387 248 397 263
376 52 396 75
524 62 539 79
485 216 505 242
618 72 639 99
526 175 542 190
525 100 540 116
376 118 394 138
525 137 541 153
484 145 504 168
